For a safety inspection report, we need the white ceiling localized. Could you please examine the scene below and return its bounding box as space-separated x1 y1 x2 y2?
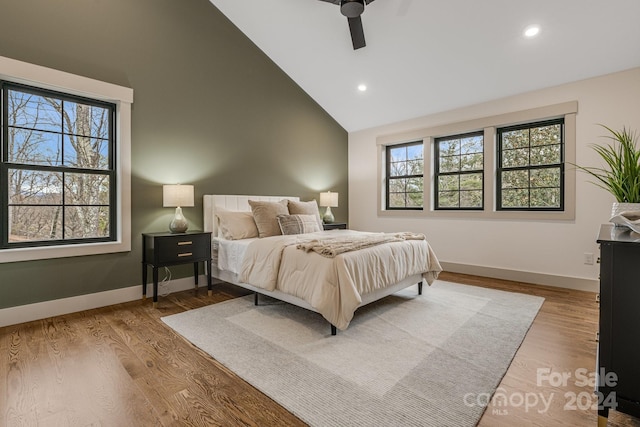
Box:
209 0 640 132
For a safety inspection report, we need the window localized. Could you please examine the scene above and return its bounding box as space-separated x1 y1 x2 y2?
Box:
435 131 484 210
0 54 132 263
1 82 116 248
377 101 576 220
386 141 423 209
497 119 564 211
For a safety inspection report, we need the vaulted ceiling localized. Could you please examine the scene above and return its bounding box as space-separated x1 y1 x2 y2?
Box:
209 0 640 132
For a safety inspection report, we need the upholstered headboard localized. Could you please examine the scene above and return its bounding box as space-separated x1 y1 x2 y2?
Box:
203 195 300 237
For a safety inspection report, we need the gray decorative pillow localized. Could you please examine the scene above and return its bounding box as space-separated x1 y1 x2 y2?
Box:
277 214 322 235
287 199 323 229
248 199 290 238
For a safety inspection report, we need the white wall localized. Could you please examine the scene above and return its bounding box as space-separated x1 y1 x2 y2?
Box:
349 67 640 291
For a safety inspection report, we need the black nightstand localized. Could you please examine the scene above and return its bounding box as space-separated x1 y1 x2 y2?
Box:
323 222 347 230
142 231 212 307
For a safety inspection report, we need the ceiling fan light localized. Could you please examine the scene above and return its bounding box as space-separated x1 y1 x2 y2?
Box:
341 0 364 18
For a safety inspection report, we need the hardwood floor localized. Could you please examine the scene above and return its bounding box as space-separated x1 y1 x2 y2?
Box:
1 273 639 426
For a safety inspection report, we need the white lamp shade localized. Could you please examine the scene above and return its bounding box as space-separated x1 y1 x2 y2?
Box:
163 184 194 207
320 191 339 207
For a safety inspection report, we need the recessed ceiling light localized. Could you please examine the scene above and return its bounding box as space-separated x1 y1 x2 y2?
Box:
358 84 367 92
524 25 540 38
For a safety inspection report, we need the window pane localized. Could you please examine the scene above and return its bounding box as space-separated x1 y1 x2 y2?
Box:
530 145 561 166
531 124 561 146
531 188 561 208
460 190 482 208
65 101 110 139
9 169 63 205
502 148 529 168
390 146 407 162
407 159 423 175
388 178 406 194
390 161 406 177
8 90 62 132
530 167 560 188
8 205 63 242
406 192 423 208
502 129 529 149
461 135 483 154
439 175 459 191
388 192 406 208
460 153 483 171
65 206 110 238
8 129 62 165
407 177 423 193
460 173 482 190
438 191 459 208
440 155 460 173
63 135 109 169
406 144 422 160
502 189 529 208
64 173 110 205
439 139 460 155
502 170 529 189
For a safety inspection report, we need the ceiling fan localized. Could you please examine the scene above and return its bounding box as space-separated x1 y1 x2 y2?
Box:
319 0 375 50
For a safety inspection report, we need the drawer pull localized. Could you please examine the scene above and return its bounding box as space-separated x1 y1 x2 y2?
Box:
178 252 193 257
177 241 193 246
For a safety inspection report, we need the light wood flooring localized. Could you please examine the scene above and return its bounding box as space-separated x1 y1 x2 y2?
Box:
1 272 639 426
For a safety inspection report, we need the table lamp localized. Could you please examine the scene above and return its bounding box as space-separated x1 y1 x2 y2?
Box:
163 184 194 233
319 191 339 224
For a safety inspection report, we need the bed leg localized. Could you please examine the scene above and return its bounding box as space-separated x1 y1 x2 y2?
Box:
254 292 259 306
418 282 423 295
331 324 337 336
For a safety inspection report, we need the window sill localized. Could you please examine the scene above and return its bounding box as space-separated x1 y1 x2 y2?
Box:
0 240 131 263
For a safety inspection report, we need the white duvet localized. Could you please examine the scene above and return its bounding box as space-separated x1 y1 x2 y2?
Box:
239 230 442 330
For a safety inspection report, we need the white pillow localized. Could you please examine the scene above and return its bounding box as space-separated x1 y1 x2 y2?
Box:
216 209 259 240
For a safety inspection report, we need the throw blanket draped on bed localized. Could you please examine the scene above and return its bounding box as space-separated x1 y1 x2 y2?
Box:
297 232 426 257
239 230 442 330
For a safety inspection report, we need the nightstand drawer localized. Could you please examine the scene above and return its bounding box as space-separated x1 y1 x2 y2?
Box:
155 234 209 263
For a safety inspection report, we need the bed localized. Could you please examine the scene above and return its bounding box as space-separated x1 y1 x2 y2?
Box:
203 194 442 334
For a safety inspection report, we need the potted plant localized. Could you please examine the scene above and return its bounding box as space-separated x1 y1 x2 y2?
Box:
576 125 640 218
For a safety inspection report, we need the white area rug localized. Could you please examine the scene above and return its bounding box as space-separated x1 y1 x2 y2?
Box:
162 280 543 426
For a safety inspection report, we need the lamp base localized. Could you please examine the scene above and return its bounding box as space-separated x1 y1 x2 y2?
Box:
169 207 189 233
323 206 335 224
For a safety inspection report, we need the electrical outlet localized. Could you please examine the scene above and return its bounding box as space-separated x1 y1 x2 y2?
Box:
584 252 594 265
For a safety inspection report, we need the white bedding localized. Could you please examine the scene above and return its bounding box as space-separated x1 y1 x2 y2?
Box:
213 237 257 274
239 230 442 330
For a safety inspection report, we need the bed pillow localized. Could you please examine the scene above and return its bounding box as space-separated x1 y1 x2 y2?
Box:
248 199 290 237
215 209 259 240
287 199 323 229
277 214 322 235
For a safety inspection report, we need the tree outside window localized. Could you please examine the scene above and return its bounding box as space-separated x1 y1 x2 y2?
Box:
497 119 564 210
386 141 423 209
435 132 484 210
2 82 115 247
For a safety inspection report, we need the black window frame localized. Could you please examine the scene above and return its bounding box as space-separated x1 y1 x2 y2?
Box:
1 81 117 249
434 131 484 211
496 118 565 211
385 140 424 210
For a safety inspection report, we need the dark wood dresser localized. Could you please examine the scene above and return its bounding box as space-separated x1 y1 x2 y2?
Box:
597 224 640 426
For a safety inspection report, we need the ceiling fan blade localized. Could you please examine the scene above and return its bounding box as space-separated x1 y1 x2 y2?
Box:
347 16 366 50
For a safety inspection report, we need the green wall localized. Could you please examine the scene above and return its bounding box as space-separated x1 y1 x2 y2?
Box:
0 0 348 309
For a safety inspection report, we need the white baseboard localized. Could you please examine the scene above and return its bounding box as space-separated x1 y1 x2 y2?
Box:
0 275 209 328
441 262 599 293
1 264 598 328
